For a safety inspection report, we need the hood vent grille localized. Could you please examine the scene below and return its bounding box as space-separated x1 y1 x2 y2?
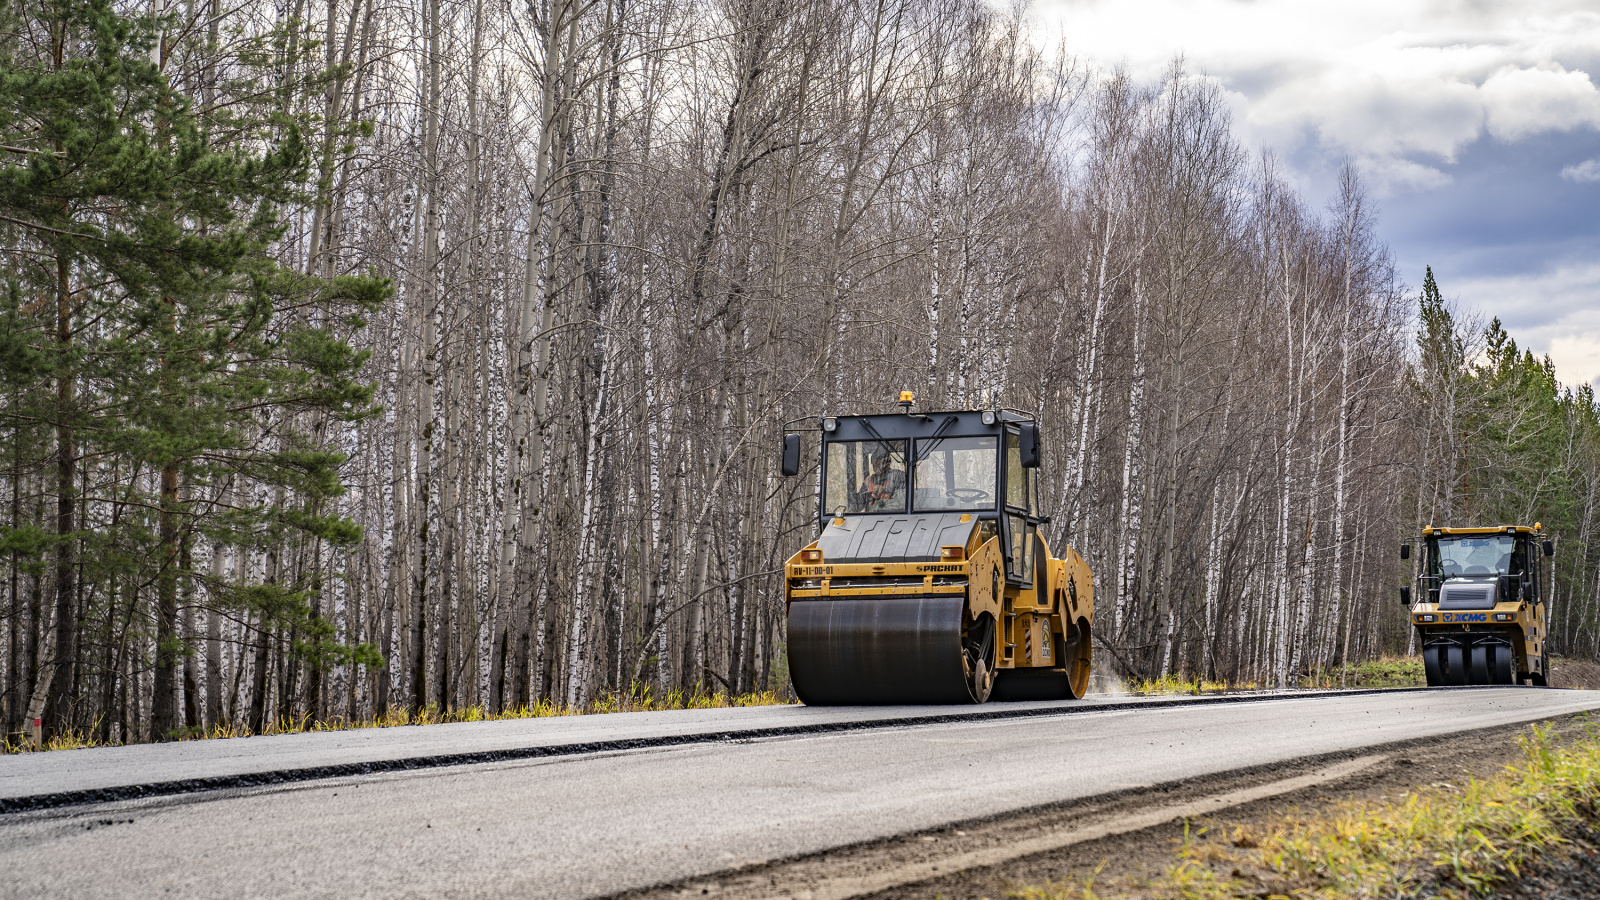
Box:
1439 583 1496 610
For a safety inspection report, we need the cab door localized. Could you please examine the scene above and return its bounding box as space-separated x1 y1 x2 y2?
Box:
1002 428 1038 587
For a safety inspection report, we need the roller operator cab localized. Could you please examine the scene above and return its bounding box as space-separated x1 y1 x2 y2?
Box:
1403 525 1555 687
779 395 1095 705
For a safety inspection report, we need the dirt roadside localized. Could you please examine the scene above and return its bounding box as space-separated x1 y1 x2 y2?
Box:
864 665 1600 900
857 714 1590 900
619 693 1599 899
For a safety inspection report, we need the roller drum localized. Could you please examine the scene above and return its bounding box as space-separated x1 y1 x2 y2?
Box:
991 666 1072 701
788 596 975 705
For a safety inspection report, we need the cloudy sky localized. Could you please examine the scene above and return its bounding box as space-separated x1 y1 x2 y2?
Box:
1033 0 1600 388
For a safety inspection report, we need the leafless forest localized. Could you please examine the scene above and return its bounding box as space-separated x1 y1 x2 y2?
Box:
4 0 1600 744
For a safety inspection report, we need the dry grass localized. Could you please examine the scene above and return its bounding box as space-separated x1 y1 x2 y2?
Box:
3 685 792 753
1004 719 1600 899
1550 656 1600 690
1123 674 1261 695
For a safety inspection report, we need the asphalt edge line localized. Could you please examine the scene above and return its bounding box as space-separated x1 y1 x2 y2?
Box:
0 686 1450 814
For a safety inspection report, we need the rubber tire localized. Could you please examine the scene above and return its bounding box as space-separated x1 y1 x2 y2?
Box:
1445 645 1468 686
1531 650 1549 686
1470 645 1490 685
1492 645 1514 685
1423 645 1445 687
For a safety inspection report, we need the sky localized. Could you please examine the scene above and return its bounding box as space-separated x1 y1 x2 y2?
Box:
1032 0 1600 389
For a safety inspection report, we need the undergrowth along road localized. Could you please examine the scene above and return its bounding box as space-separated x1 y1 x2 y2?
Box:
5 654 1590 757
1007 716 1600 899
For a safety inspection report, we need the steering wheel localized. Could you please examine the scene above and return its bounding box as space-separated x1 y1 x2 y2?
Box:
947 488 989 501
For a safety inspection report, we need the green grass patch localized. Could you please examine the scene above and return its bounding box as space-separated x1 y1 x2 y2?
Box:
1300 655 1426 690
4 684 792 753
1005 719 1600 899
1124 656 1425 696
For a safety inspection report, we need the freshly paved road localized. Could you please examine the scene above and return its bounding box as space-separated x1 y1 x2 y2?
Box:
2 688 1597 899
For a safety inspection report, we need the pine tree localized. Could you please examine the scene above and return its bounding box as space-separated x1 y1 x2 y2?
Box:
0 0 388 741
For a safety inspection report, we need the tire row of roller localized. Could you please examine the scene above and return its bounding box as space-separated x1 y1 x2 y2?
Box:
1421 641 1520 686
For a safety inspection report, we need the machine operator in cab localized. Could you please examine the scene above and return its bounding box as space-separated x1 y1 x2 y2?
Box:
858 444 907 512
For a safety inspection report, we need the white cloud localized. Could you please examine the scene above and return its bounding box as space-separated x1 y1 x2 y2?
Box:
1563 158 1600 183
1029 0 1600 371
1481 65 1600 141
1361 157 1454 194
1032 0 1600 186
1548 329 1600 390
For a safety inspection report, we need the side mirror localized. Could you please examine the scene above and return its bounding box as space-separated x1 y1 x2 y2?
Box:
1400 586 1411 607
1019 422 1040 469
1400 543 1411 561
1544 539 1554 558
781 433 800 477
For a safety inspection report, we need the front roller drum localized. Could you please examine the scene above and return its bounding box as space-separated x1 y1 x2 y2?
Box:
788 597 989 705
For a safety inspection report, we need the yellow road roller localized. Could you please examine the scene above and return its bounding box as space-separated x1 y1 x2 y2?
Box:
1403 524 1554 686
779 394 1095 704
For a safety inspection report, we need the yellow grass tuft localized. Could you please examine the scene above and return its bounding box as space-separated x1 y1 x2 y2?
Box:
1125 674 1260 695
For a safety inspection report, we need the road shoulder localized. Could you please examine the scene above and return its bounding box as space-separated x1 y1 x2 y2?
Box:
614 713 1591 900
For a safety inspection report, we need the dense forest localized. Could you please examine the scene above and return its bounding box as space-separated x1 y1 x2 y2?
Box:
2 0 1598 745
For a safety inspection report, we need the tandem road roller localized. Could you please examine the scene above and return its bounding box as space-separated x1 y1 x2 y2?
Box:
778 394 1095 704
1403 524 1554 687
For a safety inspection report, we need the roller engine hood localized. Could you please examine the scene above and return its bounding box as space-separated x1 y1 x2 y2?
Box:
815 513 976 564
1439 577 1499 610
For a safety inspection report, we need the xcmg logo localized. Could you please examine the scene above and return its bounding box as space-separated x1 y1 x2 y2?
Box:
1443 612 1487 623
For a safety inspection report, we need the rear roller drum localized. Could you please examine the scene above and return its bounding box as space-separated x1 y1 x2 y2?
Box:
991 620 1092 702
1064 620 1092 699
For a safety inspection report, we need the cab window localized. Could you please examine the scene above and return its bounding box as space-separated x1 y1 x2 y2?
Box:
1007 515 1035 583
913 436 996 511
1005 430 1030 512
824 440 908 515
1431 535 1514 578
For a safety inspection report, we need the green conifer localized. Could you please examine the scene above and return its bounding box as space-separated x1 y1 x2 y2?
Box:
0 0 389 740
